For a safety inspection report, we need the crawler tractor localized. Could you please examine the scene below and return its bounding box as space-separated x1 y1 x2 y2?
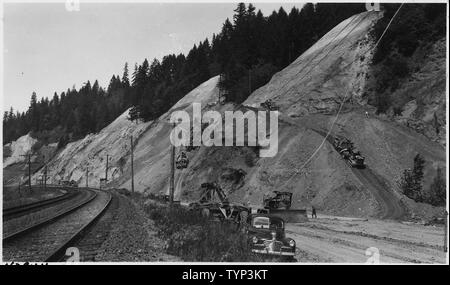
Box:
175 151 189 169
263 191 292 210
257 191 307 223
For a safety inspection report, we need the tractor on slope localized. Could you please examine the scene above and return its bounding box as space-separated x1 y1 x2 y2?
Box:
333 136 365 168
256 191 308 223
175 151 189 169
188 182 250 224
260 99 279 111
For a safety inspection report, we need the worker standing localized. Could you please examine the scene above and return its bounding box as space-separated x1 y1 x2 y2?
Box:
312 206 317 219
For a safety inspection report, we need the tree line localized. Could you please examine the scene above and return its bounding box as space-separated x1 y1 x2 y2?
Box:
4 2 367 145
370 3 446 113
399 154 445 207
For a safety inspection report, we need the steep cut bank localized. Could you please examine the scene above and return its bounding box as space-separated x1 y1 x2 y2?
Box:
174 11 445 220
31 76 220 194
28 10 445 221
3 134 58 186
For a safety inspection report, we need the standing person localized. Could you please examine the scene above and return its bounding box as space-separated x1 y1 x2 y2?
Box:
312 206 317 219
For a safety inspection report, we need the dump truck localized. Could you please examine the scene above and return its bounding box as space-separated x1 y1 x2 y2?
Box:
257 191 308 223
189 182 250 224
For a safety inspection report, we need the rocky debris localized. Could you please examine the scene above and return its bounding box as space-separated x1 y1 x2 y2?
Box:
3 134 38 167
95 191 179 262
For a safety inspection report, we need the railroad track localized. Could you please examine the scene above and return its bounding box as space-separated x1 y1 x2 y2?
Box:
47 193 117 262
3 188 78 221
2 188 112 262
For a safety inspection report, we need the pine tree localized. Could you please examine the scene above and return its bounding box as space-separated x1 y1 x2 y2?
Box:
107 75 117 94
412 154 425 183
29 92 39 131
122 62 130 87
92 80 100 95
425 167 446 206
131 63 139 87
399 168 415 199
128 105 140 123
412 153 425 201
399 153 426 202
233 3 247 25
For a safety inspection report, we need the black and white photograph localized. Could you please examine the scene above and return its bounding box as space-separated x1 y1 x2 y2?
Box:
0 0 448 267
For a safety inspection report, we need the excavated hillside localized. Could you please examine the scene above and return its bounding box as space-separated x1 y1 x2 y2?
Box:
169 11 446 220
10 10 445 221
26 76 220 195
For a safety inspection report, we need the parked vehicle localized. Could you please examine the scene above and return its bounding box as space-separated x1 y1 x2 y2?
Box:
244 213 296 260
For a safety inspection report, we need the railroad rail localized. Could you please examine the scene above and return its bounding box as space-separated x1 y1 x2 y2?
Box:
3 188 78 221
2 188 112 262
45 191 114 262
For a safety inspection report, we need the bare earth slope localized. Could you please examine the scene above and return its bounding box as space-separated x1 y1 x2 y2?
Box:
32 76 220 194
30 11 445 222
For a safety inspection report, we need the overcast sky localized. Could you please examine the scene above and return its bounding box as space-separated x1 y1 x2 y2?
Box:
3 2 300 113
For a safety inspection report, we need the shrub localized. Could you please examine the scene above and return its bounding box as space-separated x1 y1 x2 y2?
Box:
145 204 260 262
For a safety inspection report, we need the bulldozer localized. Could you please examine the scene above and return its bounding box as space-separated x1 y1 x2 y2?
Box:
263 191 292 210
257 191 308 223
188 182 250 224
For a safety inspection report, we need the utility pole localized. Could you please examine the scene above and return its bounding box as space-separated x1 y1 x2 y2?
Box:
130 136 135 194
169 123 175 205
248 69 251 94
43 164 48 189
20 152 35 191
105 154 109 182
27 154 31 190
445 210 448 253
85 168 89 188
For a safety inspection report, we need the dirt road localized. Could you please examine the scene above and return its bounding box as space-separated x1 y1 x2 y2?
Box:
288 216 446 263
351 166 405 219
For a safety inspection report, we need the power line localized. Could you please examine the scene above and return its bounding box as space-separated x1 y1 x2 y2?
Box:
372 3 404 50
